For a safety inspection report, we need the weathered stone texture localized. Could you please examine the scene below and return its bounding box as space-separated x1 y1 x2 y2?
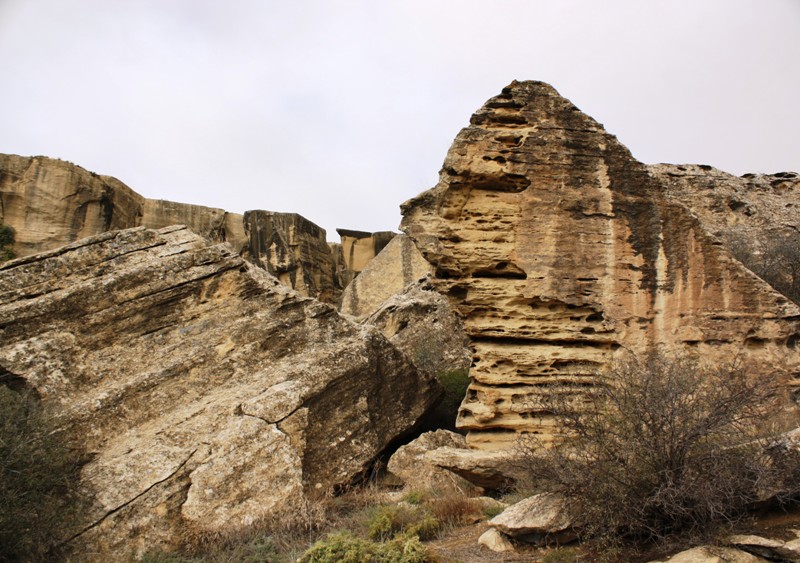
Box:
341 234 434 319
0 226 440 558
335 228 396 288
243 210 341 303
363 278 471 380
0 154 344 302
400 81 800 449
651 164 800 269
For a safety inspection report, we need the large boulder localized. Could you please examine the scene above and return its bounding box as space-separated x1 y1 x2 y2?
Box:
488 493 576 546
0 154 346 303
363 277 472 380
340 234 434 319
0 226 441 558
387 430 481 496
400 80 800 449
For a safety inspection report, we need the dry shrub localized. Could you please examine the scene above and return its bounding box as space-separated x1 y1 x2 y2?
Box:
0 387 85 562
516 352 800 547
426 495 483 530
175 497 329 562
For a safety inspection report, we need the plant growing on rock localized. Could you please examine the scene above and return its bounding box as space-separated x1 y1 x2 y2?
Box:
0 223 14 262
0 386 85 562
516 352 800 547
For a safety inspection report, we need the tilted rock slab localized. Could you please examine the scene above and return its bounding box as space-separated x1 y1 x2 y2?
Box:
0 154 343 302
400 80 800 449
0 226 441 558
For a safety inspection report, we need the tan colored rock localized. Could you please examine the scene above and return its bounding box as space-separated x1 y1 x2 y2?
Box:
654 546 767 563
488 492 575 545
727 534 800 560
478 527 516 552
387 430 481 496
0 154 344 303
336 228 396 288
423 446 523 490
341 234 434 319
243 210 341 303
0 154 145 256
651 165 800 260
400 80 800 449
141 198 247 250
0 226 440 558
364 277 471 379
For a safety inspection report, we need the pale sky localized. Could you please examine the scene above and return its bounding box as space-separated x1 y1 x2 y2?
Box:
1 1 798 240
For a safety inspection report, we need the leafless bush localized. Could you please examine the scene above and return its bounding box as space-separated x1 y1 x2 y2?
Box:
516 352 800 547
727 231 800 304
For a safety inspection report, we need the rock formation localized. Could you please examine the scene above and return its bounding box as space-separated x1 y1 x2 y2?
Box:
341 235 434 319
0 154 347 302
243 210 341 304
399 81 800 449
0 226 441 557
334 228 396 288
652 165 800 272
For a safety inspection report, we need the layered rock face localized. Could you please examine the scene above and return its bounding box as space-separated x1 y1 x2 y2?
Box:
651 164 800 262
334 228 396 288
243 210 341 303
0 154 343 302
0 226 440 557
401 81 800 449
341 235 434 319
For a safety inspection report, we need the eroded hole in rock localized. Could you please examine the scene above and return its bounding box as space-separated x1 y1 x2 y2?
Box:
787 334 799 349
0 365 32 394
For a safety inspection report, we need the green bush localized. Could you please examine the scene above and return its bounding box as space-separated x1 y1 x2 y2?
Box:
299 531 429 563
430 368 470 431
365 505 439 542
0 386 84 562
0 224 14 262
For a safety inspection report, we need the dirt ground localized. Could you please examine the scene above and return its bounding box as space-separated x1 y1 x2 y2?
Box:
424 503 800 563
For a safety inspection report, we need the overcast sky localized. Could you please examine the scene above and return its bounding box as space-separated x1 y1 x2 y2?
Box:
1 1 798 239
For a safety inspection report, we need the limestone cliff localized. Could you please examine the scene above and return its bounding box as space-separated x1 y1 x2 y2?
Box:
0 154 341 302
400 81 800 449
650 165 800 249
243 210 341 304
0 226 440 558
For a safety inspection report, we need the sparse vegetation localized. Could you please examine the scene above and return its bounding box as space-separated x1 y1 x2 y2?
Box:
138 484 492 563
516 352 800 549
0 386 85 562
430 368 471 431
727 231 800 304
0 223 14 262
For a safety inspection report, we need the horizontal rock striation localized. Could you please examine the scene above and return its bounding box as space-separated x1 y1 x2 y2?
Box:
0 226 440 557
0 154 345 302
400 80 800 449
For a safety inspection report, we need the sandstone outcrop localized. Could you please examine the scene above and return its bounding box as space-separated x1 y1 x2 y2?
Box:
340 234 434 319
399 81 800 449
0 226 441 558
387 430 481 496
334 228 396 288
363 278 471 380
0 154 346 302
243 210 341 303
651 165 800 258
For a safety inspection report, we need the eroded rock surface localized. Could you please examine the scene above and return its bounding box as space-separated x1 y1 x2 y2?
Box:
0 154 345 302
363 278 471 380
400 81 800 449
335 228 396 289
243 210 341 303
341 234 434 319
0 226 440 558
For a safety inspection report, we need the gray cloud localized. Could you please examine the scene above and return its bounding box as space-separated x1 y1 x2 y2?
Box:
1 0 798 238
